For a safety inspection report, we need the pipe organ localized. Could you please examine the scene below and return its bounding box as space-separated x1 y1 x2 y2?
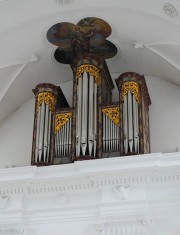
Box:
31 17 151 166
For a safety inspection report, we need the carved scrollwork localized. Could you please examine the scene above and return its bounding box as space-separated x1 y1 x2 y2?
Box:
75 64 100 85
102 107 120 126
113 185 130 200
37 92 55 112
55 112 72 134
122 81 140 103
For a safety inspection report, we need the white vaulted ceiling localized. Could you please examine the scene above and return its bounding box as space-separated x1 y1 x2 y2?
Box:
0 0 180 122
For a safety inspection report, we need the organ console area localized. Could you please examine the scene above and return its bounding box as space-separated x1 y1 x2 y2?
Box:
31 17 151 166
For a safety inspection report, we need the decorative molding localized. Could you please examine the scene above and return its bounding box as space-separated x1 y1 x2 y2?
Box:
0 227 26 235
95 219 148 235
0 153 180 196
122 81 140 103
113 185 130 200
36 92 55 113
56 0 74 5
75 65 100 85
163 3 178 17
102 107 120 126
0 166 180 196
55 112 72 134
0 196 10 209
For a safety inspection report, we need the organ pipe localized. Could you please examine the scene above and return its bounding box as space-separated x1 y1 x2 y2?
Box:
31 83 69 166
32 90 55 166
72 64 101 160
116 72 151 156
55 112 72 158
76 69 98 158
102 107 120 153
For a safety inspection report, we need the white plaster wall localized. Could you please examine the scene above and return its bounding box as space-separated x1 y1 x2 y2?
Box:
0 76 180 167
146 76 180 154
0 98 34 168
0 155 180 235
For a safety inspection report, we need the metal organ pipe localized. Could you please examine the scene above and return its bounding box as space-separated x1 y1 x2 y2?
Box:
76 71 97 157
88 75 94 156
133 96 139 153
81 72 88 155
128 91 133 152
35 104 41 162
93 77 97 157
102 107 120 153
116 74 151 156
35 94 54 164
76 76 82 157
54 113 72 159
123 91 139 155
39 102 45 162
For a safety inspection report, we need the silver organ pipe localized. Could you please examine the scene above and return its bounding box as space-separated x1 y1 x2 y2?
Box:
106 115 109 151
122 85 139 155
103 111 106 151
35 104 41 162
123 92 139 154
61 124 64 156
116 74 151 156
34 92 54 165
76 71 97 157
88 76 94 156
81 72 88 155
43 104 49 162
128 90 133 152
123 95 128 154
69 118 71 154
76 76 82 156
133 96 139 153
93 78 97 157
39 101 45 161
102 107 120 153
55 113 72 158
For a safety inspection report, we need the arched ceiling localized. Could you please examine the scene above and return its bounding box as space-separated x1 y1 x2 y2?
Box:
0 0 180 122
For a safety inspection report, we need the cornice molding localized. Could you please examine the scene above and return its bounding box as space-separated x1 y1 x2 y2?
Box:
0 153 180 196
95 218 152 235
0 226 26 235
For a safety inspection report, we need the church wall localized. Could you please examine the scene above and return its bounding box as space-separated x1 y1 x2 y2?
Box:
146 76 180 154
0 98 34 168
0 76 179 167
0 154 180 235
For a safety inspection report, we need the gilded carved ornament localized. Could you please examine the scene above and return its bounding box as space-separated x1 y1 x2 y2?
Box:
102 107 120 126
75 64 100 85
122 81 140 103
55 112 72 134
37 92 55 112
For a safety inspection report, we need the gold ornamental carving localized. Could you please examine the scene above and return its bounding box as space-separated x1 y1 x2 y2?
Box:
102 107 120 126
75 64 100 85
122 81 140 103
55 112 72 134
37 92 55 112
